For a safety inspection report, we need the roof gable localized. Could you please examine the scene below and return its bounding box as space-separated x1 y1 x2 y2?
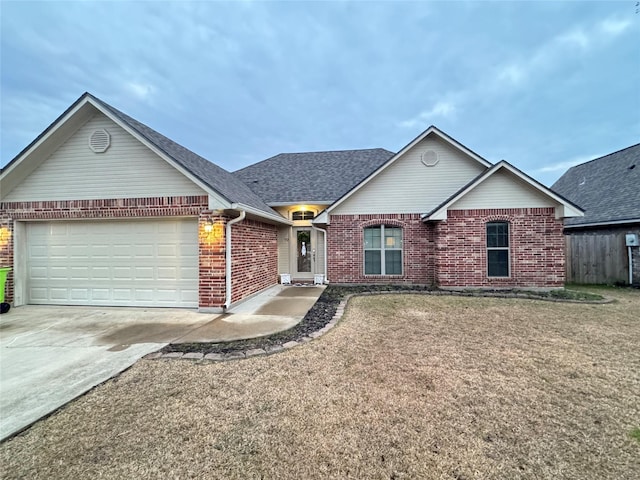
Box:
1 93 285 223
325 126 493 215
424 161 584 221
2 112 206 202
551 144 640 227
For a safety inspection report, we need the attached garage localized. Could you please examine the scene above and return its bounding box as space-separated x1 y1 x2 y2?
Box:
24 218 198 308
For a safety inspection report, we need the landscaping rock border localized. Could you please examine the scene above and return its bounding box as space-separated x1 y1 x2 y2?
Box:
148 297 349 362
148 285 613 362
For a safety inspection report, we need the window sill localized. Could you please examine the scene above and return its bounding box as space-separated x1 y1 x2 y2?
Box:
363 274 405 278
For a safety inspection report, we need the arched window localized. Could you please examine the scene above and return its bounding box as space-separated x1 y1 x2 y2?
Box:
486 222 510 277
292 210 315 221
364 225 403 275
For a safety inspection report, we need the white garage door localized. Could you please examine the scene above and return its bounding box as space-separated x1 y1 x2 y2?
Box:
27 218 199 308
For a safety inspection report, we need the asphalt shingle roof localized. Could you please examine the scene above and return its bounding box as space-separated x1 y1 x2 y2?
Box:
232 149 395 204
89 94 278 217
551 143 640 226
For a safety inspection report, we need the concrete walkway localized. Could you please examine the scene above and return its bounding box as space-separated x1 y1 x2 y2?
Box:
0 284 324 440
174 284 324 343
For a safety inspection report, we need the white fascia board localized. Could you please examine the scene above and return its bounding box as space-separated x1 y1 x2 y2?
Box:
326 126 492 215
555 203 585 219
313 211 329 224
208 194 230 210
1 97 93 178
268 201 334 207
232 203 292 225
425 161 585 221
494 162 585 218
425 210 448 221
427 127 493 168
88 98 224 203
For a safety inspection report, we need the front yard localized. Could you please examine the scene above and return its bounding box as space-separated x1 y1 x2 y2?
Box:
1 287 638 479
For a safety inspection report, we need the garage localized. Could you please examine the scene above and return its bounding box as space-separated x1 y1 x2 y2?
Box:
25 218 198 308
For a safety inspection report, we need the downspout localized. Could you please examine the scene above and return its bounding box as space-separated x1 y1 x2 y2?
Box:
224 209 246 309
311 224 329 283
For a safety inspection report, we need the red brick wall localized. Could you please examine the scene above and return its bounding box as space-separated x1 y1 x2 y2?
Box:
198 213 227 308
434 208 565 288
0 196 216 306
327 214 436 285
231 219 278 303
0 211 13 304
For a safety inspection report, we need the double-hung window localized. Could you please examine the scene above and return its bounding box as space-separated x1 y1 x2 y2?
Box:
486 222 509 277
364 225 402 275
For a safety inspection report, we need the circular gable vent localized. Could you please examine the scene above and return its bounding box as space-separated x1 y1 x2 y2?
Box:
89 129 110 153
421 149 439 167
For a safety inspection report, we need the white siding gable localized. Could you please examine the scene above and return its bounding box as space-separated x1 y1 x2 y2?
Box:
332 136 486 215
4 113 205 201
451 169 556 210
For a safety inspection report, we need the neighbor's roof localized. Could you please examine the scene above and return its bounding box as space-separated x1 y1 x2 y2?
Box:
551 143 640 227
233 148 395 204
87 94 278 216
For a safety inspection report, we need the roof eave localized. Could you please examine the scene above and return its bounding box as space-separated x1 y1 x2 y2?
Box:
421 161 585 222
231 203 291 225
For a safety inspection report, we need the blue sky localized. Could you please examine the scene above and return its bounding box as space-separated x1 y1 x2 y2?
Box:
1 1 638 186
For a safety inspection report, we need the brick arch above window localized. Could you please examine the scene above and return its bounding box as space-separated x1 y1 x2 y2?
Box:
361 218 406 229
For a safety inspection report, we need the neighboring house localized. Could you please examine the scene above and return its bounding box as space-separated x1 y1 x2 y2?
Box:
0 93 583 311
552 144 640 285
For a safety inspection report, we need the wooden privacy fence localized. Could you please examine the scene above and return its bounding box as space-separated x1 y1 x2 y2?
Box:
565 231 630 285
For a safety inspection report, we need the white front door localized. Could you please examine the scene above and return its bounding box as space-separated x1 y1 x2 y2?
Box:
293 227 314 279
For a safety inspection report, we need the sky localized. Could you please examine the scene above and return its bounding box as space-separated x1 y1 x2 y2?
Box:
1 0 639 186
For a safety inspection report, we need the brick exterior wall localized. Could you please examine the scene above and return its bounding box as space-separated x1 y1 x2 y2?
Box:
327 214 436 285
198 213 228 308
230 219 278 303
0 210 13 304
434 208 565 288
0 196 281 309
327 208 564 289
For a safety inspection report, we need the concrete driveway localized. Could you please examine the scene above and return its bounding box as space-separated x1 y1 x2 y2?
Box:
0 306 218 441
0 285 324 441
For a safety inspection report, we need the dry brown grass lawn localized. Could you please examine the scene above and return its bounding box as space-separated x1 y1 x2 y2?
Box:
2 288 639 479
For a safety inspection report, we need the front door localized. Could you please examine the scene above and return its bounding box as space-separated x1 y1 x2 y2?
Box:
294 228 313 279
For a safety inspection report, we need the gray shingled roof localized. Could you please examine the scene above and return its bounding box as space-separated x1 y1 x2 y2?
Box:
233 149 395 204
551 143 640 226
88 94 278 217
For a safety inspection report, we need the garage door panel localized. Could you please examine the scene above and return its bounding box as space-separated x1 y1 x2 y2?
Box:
70 289 89 301
26 219 198 308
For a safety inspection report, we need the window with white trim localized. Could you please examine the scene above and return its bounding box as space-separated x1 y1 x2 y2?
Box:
486 222 509 277
364 225 403 275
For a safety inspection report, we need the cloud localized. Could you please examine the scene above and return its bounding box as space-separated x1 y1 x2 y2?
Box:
557 29 590 50
399 101 457 128
492 14 633 90
496 64 525 86
535 153 605 173
599 17 632 37
125 82 156 101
